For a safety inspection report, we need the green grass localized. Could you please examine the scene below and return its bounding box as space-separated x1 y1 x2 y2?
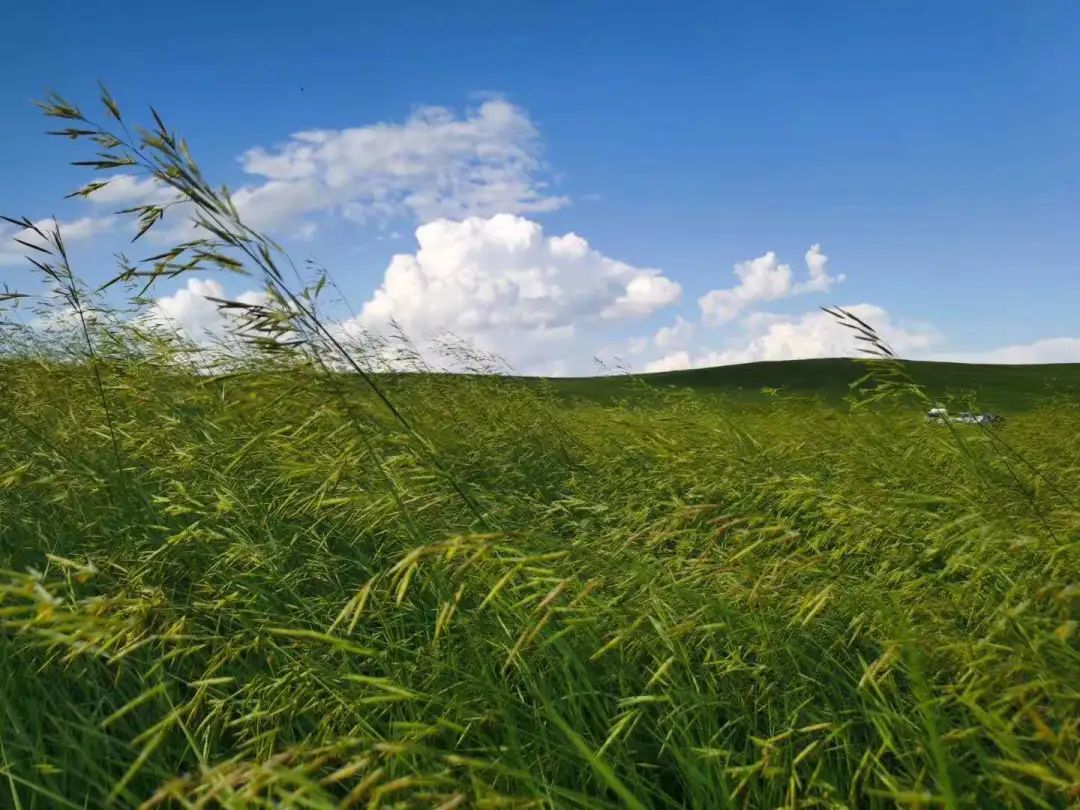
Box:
1 358 1077 808
546 357 1080 411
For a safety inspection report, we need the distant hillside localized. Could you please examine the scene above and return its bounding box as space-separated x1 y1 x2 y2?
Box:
545 358 1080 411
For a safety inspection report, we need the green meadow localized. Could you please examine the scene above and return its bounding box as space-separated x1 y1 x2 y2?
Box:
1 92 1077 808
548 358 1080 411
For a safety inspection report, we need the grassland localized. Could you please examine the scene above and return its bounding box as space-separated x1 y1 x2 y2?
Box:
1 353 1078 809
1 92 1077 808
547 357 1080 411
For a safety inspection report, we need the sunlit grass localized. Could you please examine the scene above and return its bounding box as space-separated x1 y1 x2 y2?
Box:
2 359 1077 808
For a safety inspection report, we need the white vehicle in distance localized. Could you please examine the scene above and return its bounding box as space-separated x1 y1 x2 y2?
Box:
926 407 1003 426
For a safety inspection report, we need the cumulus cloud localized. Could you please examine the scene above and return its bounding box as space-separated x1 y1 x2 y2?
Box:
698 244 844 325
653 315 695 350
83 100 566 242
133 273 1080 376
145 278 268 340
346 214 680 370
800 244 838 293
644 351 694 373
0 216 116 266
932 337 1080 365
230 99 566 232
84 174 178 206
602 274 682 319
645 304 939 372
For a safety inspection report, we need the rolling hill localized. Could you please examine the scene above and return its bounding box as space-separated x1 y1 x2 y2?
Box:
546 358 1080 411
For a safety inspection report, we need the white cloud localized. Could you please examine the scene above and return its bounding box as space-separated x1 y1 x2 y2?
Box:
602 274 682 319
228 99 566 232
52 217 115 241
145 278 268 340
81 100 566 243
79 174 197 244
799 244 839 293
136 275 1080 375
698 244 844 325
644 350 694 373
653 315 695 349
0 216 116 266
346 214 679 371
932 337 1080 365
644 304 939 372
84 174 177 206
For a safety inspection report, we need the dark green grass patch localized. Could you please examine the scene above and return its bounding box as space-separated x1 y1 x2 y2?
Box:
545 357 1080 411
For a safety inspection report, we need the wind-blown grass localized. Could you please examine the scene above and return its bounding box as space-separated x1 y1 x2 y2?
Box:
0 90 1077 808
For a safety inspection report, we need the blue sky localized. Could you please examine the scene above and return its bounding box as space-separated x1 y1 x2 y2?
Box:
2 1 1080 373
